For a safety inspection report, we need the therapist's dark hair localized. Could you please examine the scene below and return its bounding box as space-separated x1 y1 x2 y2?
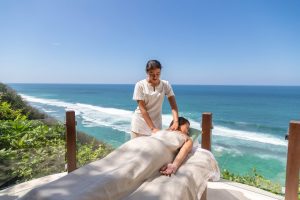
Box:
169 117 190 128
146 60 162 73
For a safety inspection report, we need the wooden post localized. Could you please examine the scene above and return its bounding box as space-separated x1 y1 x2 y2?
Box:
202 112 212 151
201 112 213 200
66 111 77 173
285 120 300 200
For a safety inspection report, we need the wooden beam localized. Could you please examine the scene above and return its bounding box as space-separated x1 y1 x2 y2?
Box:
66 111 77 173
285 120 300 200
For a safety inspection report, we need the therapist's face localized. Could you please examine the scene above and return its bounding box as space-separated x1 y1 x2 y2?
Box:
147 68 161 85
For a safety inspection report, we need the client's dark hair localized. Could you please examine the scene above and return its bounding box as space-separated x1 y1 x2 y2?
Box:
169 117 190 130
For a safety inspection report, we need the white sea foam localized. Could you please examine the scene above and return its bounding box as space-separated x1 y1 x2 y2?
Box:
75 103 132 133
41 108 56 113
21 94 132 133
213 145 226 153
256 153 286 164
212 125 287 146
21 94 74 109
209 145 244 160
165 116 287 147
20 94 288 147
213 145 242 156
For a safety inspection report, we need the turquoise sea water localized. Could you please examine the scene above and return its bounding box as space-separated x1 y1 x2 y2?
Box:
8 83 300 185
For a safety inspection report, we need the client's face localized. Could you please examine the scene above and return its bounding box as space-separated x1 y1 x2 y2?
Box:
179 123 190 135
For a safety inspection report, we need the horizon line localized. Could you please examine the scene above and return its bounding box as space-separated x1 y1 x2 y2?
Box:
4 82 300 87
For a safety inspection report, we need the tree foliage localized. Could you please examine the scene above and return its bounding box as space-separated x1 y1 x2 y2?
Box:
0 83 46 119
0 83 113 189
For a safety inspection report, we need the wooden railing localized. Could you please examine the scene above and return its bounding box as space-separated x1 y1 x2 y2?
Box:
65 111 299 199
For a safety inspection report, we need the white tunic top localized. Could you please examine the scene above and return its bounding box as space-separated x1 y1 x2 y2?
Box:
131 79 175 135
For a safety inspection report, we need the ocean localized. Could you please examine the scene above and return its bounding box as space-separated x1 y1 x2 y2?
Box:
8 83 300 185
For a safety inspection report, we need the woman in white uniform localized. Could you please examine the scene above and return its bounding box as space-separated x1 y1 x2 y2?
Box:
131 60 179 138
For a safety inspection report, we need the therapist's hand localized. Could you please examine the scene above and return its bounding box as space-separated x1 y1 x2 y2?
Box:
151 128 160 133
169 121 179 131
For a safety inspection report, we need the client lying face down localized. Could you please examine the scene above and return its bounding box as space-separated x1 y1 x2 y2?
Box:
18 117 193 200
160 117 193 176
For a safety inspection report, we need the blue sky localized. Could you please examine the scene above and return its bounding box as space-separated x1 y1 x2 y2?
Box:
0 0 299 85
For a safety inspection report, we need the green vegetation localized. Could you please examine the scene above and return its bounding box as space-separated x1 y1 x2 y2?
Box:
0 83 46 120
221 168 283 195
0 83 113 189
222 169 300 199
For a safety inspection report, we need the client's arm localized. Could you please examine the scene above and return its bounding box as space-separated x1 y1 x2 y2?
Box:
160 138 193 176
